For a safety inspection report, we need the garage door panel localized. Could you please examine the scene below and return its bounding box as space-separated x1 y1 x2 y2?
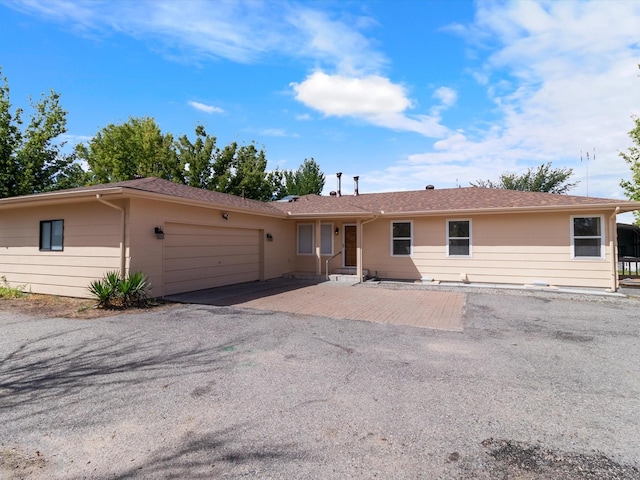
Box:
163 223 260 295
164 245 259 259
164 262 259 284
165 234 259 248
164 254 260 271
165 271 259 294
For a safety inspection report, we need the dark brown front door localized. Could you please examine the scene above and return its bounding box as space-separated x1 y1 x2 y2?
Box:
344 225 357 267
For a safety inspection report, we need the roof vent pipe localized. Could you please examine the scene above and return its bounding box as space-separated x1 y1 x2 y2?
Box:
336 172 342 197
425 185 435 190
354 176 359 196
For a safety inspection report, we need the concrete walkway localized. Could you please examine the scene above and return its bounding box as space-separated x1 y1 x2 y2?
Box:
166 279 465 331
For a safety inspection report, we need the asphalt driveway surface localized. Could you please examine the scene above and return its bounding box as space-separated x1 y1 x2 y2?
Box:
1 286 639 479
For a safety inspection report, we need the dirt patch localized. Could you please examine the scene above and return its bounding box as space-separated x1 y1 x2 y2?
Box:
0 447 47 480
480 438 640 479
0 294 171 319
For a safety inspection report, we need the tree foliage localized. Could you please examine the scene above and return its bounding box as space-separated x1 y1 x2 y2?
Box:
471 162 577 194
0 69 327 202
75 117 179 184
620 116 640 223
0 69 81 198
283 157 325 196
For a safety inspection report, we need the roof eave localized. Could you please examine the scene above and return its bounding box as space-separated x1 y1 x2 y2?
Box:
283 211 375 219
377 203 640 217
121 188 288 219
0 187 126 209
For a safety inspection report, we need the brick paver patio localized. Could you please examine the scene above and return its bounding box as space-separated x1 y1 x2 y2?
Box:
170 281 465 331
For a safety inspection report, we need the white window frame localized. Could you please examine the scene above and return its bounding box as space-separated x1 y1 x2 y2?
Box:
390 220 413 257
320 223 334 256
297 223 314 255
570 215 605 259
447 219 472 257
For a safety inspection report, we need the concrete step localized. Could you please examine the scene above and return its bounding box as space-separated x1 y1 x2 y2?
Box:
328 274 360 284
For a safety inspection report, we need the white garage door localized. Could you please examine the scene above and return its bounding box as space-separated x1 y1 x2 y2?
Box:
163 223 260 296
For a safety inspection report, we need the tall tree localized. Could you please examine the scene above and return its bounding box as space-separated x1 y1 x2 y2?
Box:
175 124 218 189
0 71 21 198
76 117 179 184
0 69 81 198
283 157 325 196
471 162 577 194
213 142 273 201
620 116 640 224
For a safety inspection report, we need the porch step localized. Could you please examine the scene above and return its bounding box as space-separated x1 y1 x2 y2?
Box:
328 274 360 284
283 270 369 283
332 268 369 276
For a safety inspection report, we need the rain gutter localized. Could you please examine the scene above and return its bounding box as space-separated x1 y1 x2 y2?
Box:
96 194 127 275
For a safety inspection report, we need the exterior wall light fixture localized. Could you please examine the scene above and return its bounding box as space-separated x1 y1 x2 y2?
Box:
335 227 340 235
154 227 164 239
222 212 230 220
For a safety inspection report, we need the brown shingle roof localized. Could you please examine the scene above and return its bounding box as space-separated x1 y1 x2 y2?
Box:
3 177 638 217
270 187 639 217
0 177 286 216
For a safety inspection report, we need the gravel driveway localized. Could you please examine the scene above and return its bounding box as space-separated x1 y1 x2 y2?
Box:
1 286 639 479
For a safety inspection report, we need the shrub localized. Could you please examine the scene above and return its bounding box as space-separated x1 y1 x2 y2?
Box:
88 271 151 309
0 276 26 299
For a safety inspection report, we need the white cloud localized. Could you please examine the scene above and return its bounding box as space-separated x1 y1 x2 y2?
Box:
259 128 298 138
372 0 640 200
433 87 457 108
187 101 223 114
292 72 410 116
286 7 386 75
8 0 384 71
291 71 449 137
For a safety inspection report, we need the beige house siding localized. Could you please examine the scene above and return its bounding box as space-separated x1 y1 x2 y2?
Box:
127 198 296 297
0 202 124 298
291 220 350 275
361 212 613 288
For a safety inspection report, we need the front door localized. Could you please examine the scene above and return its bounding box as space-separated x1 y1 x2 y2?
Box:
343 225 357 267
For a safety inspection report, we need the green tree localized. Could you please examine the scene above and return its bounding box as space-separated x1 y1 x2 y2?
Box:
0 69 81 198
267 168 288 200
471 162 577 194
175 125 218 189
76 116 179 184
620 116 640 223
212 142 273 200
283 157 325 196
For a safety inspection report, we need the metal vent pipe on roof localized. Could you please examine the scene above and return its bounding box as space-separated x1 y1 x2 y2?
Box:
354 176 359 196
336 172 342 197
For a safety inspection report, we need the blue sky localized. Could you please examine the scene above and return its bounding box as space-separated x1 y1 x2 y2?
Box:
2 1 640 212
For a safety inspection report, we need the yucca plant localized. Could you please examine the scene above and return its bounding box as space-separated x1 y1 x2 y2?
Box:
88 271 150 309
118 271 150 307
88 271 119 308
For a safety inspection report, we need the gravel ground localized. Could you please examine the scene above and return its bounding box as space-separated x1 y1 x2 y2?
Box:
1 287 639 479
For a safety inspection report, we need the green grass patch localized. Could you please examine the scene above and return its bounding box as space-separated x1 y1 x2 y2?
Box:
0 276 26 299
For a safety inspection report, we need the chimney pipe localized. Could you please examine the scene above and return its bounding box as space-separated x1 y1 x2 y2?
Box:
336 172 342 197
354 176 359 196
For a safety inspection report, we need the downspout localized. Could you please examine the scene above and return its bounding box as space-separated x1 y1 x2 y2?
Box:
609 206 620 292
357 216 378 282
96 194 127 276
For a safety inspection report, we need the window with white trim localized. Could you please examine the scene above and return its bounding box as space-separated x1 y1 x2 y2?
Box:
447 219 471 257
391 221 412 256
297 223 314 255
571 216 604 258
40 219 64 251
320 223 333 256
